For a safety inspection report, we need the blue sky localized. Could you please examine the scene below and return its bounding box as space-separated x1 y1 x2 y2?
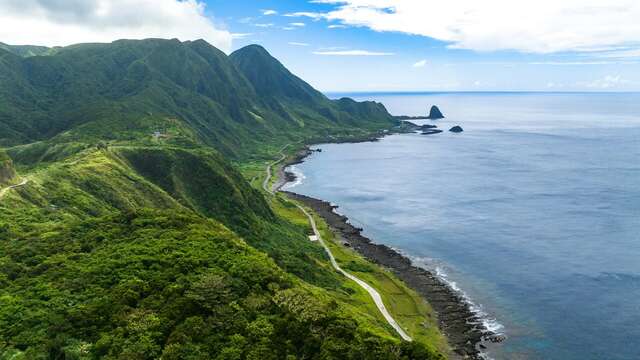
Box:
2 0 639 92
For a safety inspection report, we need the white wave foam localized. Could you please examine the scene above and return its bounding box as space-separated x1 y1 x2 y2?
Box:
395 250 505 337
282 165 305 189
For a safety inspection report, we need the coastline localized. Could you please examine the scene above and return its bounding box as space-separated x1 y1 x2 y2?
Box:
277 144 504 359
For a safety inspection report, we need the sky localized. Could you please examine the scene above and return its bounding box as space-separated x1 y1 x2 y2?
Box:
1 0 640 92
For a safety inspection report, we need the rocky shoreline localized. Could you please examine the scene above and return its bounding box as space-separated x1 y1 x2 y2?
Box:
278 147 504 359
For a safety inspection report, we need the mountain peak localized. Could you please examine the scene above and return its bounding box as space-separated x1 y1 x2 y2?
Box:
230 44 325 102
234 44 270 55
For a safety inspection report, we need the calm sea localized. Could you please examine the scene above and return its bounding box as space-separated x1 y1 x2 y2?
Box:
285 92 640 359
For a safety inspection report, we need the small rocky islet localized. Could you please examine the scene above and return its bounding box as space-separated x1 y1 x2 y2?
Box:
427 105 445 119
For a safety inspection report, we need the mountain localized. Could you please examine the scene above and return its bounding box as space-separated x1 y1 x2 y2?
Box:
0 39 393 159
230 44 326 103
0 39 446 359
0 42 56 57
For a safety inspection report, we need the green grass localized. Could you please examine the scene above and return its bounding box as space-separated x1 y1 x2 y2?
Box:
260 147 452 357
0 38 448 359
0 143 446 359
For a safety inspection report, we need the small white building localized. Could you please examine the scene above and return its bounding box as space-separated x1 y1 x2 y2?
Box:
308 235 318 242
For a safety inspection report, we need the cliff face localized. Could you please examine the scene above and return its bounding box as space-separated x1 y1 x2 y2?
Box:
0 150 16 185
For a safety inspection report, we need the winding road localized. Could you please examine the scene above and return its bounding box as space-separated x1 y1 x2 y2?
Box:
0 179 28 200
264 145 412 342
262 144 290 195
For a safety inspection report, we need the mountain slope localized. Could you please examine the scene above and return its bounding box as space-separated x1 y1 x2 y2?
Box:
230 45 326 103
0 39 394 158
0 150 15 185
0 42 55 57
0 39 447 359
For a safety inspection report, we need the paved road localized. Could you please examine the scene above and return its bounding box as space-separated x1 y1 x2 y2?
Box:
295 203 413 341
263 146 412 342
0 179 28 200
262 144 290 195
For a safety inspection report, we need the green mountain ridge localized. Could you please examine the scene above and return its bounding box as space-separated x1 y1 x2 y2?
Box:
0 38 446 359
0 39 393 159
0 42 57 58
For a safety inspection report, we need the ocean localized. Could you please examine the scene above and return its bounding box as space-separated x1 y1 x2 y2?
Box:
284 92 640 359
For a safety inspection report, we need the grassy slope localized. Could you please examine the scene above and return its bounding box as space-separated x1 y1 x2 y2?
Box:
0 149 16 185
0 39 395 160
0 144 445 359
0 38 447 359
259 149 452 357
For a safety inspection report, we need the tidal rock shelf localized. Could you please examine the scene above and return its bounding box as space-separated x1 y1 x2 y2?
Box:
283 188 501 359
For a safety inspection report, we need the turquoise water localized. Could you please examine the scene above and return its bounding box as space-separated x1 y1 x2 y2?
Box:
286 93 640 359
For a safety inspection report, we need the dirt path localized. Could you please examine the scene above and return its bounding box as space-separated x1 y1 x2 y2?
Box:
263 146 412 342
0 179 28 200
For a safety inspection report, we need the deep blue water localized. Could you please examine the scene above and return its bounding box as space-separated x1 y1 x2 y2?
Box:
286 93 640 359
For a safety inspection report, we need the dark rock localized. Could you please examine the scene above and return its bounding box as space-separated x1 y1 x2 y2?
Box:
428 105 445 119
421 129 443 135
449 125 464 133
283 191 496 360
420 124 438 129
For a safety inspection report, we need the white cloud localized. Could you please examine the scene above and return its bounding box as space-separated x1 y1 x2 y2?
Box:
231 33 253 40
301 0 640 54
594 49 640 59
0 0 232 52
261 9 278 16
546 82 566 88
529 61 639 65
328 24 347 29
288 42 310 46
284 12 325 20
254 23 274 28
289 22 306 27
582 75 631 89
412 59 427 67
313 50 394 56
318 46 347 50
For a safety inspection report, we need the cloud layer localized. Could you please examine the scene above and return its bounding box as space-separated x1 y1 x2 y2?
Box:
0 0 232 51
301 0 640 54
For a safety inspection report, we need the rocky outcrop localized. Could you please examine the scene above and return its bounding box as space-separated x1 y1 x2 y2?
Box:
449 125 464 133
284 192 497 359
428 105 445 119
0 150 16 185
422 129 443 135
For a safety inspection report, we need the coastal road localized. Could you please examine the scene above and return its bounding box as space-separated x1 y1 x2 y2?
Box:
0 179 29 200
263 146 412 342
295 203 413 342
262 143 290 195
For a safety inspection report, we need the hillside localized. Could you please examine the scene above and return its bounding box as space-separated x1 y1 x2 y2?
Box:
0 42 56 57
0 39 394 159
0 39 447 359
0 149 16 184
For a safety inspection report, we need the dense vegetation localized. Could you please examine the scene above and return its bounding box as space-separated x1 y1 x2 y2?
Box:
0 39 393 159
0 149 15 184
0 38 445 359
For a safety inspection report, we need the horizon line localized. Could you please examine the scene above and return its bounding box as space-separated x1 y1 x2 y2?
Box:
323 90 640 95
